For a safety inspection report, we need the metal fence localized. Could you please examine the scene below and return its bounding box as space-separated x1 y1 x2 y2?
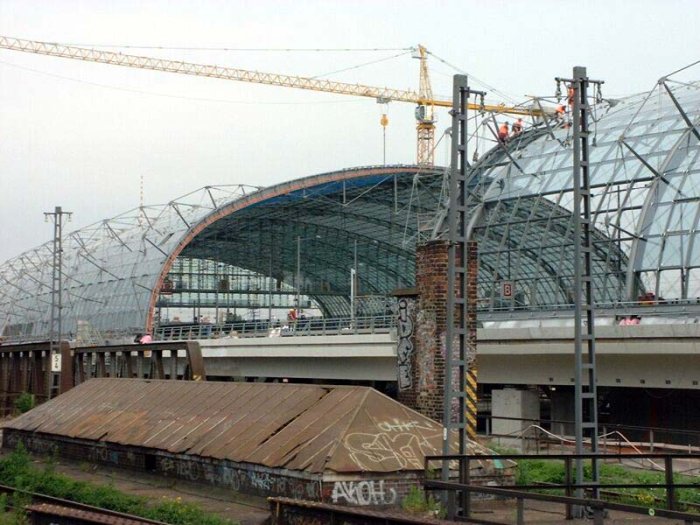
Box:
425 452 700 524
154 314 397 340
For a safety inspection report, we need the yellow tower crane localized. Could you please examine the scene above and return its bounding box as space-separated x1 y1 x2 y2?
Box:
0 36 545 166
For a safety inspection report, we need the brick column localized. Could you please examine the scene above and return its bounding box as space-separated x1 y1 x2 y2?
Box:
398 239 478 424
399 240 449 420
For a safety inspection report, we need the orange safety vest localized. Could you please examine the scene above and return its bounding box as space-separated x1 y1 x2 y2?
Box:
498 124 509 136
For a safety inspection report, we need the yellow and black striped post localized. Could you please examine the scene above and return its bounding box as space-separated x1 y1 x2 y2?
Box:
466 366 478 440
466 241 479 441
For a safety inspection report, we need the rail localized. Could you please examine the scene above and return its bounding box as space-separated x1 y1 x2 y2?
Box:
268 497 447 524
154 314 397 340
0 482 168 524
424 453 700 524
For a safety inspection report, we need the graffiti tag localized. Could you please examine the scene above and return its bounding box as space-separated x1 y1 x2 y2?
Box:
331 480 397 506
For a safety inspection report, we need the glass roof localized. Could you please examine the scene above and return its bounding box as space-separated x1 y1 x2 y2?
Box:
1 78 699 340
463 80 700 308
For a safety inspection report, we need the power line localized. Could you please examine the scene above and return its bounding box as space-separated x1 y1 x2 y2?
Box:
61 43 412 52
427 50 519 104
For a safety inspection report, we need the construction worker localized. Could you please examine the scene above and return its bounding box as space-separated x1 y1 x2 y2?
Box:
498 122 510 143
567 85 575 108
555 105 566 121
511 118 524 137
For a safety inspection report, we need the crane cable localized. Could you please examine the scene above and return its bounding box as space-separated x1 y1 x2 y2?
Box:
59 43 413 52
310 50 412 79
426 50 519 104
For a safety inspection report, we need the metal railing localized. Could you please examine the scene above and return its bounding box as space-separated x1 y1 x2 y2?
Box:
479 298 700 322
480 414 700 452
154 314 397 340
425 453 700 524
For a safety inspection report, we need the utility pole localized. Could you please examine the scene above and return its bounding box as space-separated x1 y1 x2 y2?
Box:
443 75 485 520
44 206 71 398
296 236 301 315
556 67 604 512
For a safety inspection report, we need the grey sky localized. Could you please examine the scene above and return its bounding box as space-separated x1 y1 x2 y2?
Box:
1 0 698 263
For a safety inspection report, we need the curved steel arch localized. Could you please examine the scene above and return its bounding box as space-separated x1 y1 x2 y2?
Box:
145 165 442 331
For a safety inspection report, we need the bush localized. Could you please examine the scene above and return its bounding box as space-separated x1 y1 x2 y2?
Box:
12 394 34 415
0 446 237 524
401 485 445 518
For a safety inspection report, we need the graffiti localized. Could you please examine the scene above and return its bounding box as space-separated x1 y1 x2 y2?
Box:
396 297 415 391
160 460 319 500
4 434 57 457
282 511 324 525
89 447 120 465
415 310 437 390
377 419 435 433
343 430 440 471
331 480 397 506
249 470 273 490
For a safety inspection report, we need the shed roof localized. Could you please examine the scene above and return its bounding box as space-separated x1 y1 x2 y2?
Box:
4 379 492 474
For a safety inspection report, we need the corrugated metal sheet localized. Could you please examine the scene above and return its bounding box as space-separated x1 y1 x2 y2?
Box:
3 378 496 474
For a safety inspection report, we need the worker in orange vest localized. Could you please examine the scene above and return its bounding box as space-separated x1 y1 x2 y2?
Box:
511 118 524 137
498 122 509 143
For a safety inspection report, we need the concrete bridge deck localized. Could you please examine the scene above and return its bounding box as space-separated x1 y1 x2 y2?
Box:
197 321 700 389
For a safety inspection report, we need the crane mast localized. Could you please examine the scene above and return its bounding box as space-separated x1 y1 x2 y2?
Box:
0 36 546 166
415 45 435 166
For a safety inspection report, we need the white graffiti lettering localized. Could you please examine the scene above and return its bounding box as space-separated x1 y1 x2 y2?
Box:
377 419 434 433
344 431 440 471
397 297 414 391
331 480 397 506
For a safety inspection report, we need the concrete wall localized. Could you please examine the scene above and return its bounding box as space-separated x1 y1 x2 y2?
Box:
491 388 540 451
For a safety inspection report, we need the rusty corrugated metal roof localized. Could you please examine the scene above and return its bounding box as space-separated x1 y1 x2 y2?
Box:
4 379 498 474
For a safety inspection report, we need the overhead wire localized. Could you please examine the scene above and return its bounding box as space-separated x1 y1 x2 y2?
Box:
0 59 365 105
661 57 700 80
426 50 520 104
60 43 412 52
310 50 412 79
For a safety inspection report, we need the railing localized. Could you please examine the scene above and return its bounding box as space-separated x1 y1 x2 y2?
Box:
70 341 205 384
480 414 700 452
425 453 700 524
0 341 205 415
479 298 700 322
154 314 397 340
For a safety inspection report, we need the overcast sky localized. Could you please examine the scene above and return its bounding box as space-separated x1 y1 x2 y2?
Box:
1 0 699 263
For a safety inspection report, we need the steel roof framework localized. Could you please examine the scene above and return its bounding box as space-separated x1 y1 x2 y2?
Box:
1 80 699 340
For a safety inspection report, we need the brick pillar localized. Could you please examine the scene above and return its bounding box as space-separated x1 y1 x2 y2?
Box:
399 239 478 424
400 240 449 421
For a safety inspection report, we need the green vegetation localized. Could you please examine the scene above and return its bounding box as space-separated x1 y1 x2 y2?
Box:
401 485 446 519
12 394 34 415
515 458 700 510
0 445 237 524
